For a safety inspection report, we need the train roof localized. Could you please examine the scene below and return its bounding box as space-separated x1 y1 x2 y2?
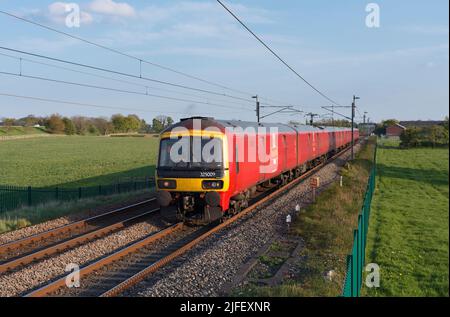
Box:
162 117 355 134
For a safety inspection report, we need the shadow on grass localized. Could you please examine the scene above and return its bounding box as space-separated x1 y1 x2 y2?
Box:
377 164 449 186
50 165 156 189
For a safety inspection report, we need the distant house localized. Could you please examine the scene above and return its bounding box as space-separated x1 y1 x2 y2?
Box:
386 123 406 138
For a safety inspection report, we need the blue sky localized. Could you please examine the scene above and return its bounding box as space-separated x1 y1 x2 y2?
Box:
0 0 448 123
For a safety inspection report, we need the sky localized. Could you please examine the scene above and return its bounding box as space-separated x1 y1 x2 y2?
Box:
0 0 448 124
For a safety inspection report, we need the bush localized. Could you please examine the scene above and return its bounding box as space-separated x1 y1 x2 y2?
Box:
46 114 65 134
400 125 449 148
63 117 76 135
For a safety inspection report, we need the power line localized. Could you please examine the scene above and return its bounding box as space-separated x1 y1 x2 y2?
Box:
216 0 342 107
0 9 256 98
0 71 253 112
0 92 232 116
0 9 323 113
0 46 257 107
0 51 251 107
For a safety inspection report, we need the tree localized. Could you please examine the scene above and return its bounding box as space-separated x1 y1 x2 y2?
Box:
111 114 127 133
151 118 165 133
63 117 76 135
92 117 113 135
24 115 39 127
2 118 15 131
151 115 174 133
46 114 65 134
444 116 449 131
72 116 89 135
400 128 420 148
425 125 449 147
88 124 100 135
125 115 142 132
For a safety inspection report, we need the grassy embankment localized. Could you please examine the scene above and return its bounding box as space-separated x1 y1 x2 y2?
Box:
363 139 449 297
235 138 377 296
0 136 159 233
0 126 48 136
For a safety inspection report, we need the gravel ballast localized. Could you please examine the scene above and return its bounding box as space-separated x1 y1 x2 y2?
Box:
0 218 164 297
129 145 361 297
0 192 154 245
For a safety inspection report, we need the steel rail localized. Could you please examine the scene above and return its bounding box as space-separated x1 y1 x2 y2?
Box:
25 223 183 297
25 142 356 297
0 207 160 273
100 144 355 297
0 198 156 257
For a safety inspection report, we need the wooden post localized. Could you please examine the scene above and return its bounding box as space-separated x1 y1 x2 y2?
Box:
310 177 320 203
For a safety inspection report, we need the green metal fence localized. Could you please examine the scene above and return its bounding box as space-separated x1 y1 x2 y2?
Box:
0 177 155 213
342 144 377 297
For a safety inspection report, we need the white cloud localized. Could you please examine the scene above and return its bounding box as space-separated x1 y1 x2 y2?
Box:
48 2 94 25
88 0 136 17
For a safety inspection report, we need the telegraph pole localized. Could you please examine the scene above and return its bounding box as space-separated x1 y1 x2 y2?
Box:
253 95 260 123
351 95 360 160
363 111 368 124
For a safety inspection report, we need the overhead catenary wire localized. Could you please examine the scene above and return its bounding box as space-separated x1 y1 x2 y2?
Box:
0 51 252 108
0 9 308 112
216 0 343 107
0 9 255 98
0 46 258 107
0 92 232 116
0 71 253 112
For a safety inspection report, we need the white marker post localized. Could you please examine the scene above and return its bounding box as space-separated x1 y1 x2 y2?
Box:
286 214 292 233
340 176 343 188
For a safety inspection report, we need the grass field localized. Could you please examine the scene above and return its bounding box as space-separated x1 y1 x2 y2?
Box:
0 136 159 188
363 139 449 297
0 126 48 136
234 138 377 297
0 189 151 234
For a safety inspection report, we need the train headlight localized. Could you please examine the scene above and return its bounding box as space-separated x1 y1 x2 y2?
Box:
157 180 177 189
202 180 224 190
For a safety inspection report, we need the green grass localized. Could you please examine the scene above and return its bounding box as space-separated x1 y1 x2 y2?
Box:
233 139 377 297
0 136 159 188
0 126 48 136
363 140 449 297
0 189 151 234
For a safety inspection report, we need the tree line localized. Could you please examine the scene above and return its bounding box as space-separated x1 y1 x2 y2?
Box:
0 114 174 135
400 117 449 148
374 117 449 148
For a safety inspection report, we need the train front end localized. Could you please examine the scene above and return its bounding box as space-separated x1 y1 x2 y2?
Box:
155 117 230 224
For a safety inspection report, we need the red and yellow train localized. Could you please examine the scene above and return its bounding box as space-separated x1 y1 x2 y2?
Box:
156 117 359 223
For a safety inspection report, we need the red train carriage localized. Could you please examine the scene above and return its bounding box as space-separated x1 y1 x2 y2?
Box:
156 117 358 223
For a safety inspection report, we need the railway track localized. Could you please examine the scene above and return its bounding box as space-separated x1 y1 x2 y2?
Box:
24 144 355 297
0 198 159 273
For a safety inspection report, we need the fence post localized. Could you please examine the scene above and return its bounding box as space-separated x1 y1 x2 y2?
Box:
78 187 82 199
118 183 121 194
347 254 353 297
27 186 32 206
55 187 59 200
352 230 358 297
